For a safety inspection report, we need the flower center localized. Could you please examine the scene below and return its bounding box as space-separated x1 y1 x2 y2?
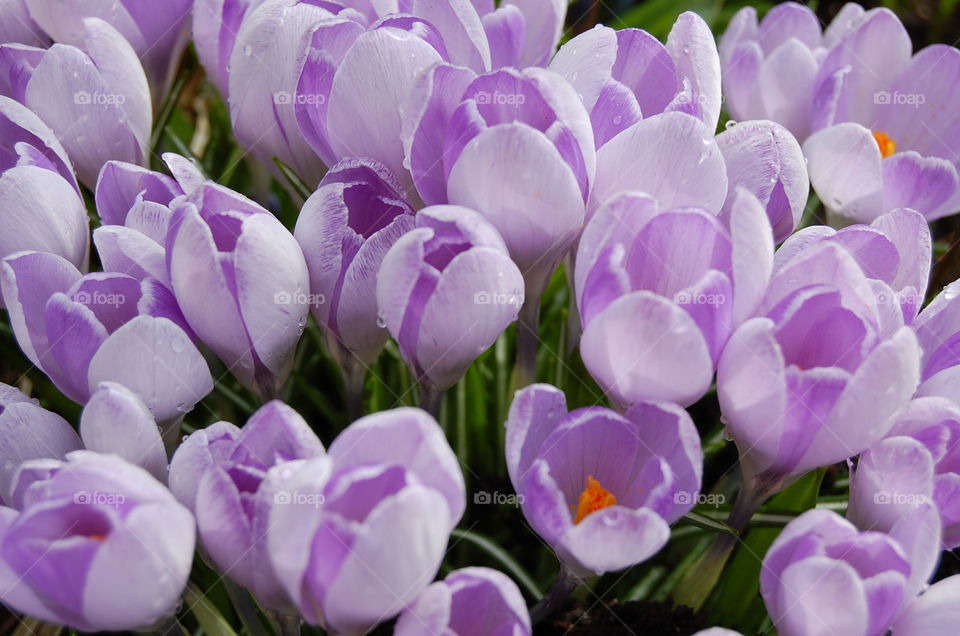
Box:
574 476 617 524
873 130 897 158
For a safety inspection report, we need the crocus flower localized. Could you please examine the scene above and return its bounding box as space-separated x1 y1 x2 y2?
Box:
395 567 531 636
718 2 866 140
718 237 921 494
294 158 415 365
376 205 524 395
506 384 703 576
549 12 721 147
0 0 47 46
193 0 264 97
0 451 195 632
23 0 192 102
168 400 325 609
0 18 150 187
268 407 465 634
576 188 773 407
804 9 960 222
404 66 593 297
0 251 213 423
166 180 310 399
0 96 88 284
911 278 960 403
849 397 960 549
761 506 957 636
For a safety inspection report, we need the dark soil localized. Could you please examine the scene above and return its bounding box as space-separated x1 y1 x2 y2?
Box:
537 600 707 635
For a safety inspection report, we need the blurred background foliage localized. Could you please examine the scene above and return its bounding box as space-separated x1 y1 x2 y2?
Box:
2 1 960 634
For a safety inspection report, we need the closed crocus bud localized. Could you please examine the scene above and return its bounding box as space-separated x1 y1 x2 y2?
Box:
0 18 151 188
166 182 310 399
849 397 960 549
0 382 81 504
805 10 960 223
506 384 703 576
0 252 213 422
576 189 773 407
0 451 195 632
395 567 531 636
761 507 942 636
193 0 264 97
269 407 463 634
294 158 415 365
719 3 865 140
169 401 324 609
377 205 524 396
716 120 809 241
24 0 192 103
0 97 88 288
718 238 921 494
550 12 721 147
912 279 960 402
773 208 931 321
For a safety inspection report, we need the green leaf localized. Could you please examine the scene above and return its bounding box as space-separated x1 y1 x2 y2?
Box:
183 583 239 636
451 528 543 599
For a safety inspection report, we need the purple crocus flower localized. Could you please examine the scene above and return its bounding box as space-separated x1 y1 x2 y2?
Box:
0 451 195 632
166 180 310 399
911 278 960 403
506 384 703 576
761 506 959 636
0 96 88 284
395 567 531 636
803 9 960 222
294 158 415 366
0 0 48 46
193 0 265 98
404 65 593 297
0 251 213 423
23 0 193 103
576 189 773 407
268 407 465 634
168 400 325 609
0 18 150 187
718 236 921 495
549 12 721 147
376 205 524 396
719 2 866 140
849 397 960 549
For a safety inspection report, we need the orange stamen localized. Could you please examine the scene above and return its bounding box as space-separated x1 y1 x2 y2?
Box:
573 476 617 524
873 130 897 159
88 534 107 542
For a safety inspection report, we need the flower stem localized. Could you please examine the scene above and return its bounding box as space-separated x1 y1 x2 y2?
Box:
268 610 301 636
530 566 580 625
341 354 366 423
514 295 541 391
419 383 445 420
159 415 184 459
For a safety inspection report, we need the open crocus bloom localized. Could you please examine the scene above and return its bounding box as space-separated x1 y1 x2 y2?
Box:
506 384 703 576
718 237 921 492
849 397 960 550
762 507 959 636
395 567 531 636
168 400 325 609
0 252 212 423
0 18 150 187
376 205 524 393
0 451 195 632
576 188 773 407
0 96 88 285
549 12 721 147
295 158 415 365
804 9 960 222
268 407 464 634
166 180 310 399
719 2 866 140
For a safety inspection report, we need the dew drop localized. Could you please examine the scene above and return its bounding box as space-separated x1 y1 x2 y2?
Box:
725 119 737 130
244 45 253 56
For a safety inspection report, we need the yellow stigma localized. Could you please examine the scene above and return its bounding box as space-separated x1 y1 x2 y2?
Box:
873 130 897 159
574 476 617 524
